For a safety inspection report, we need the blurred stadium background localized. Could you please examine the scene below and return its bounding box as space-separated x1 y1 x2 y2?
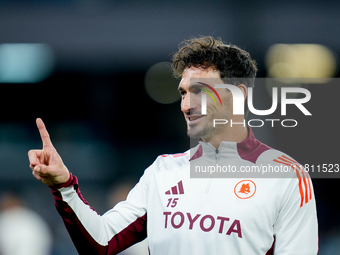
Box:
0 0 339 254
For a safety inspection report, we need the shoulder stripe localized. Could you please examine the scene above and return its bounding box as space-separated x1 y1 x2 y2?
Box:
161 153 187 158
277 156 296 164
279 156 313 200
273 156 312 208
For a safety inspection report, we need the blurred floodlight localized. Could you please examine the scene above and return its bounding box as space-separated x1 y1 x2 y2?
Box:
266 44 337 83
144 62 180 104
0 43 54 83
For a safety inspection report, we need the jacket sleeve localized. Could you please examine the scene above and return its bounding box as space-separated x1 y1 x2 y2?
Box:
51 172 149 255
273 165 318 255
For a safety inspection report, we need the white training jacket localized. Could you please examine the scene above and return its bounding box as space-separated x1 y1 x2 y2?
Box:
51 128 318 255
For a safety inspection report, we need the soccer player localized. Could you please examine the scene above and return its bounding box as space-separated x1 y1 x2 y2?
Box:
28 36 318 254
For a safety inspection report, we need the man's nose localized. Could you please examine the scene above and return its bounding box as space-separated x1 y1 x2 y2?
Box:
181 93 191 113
181 93 201 113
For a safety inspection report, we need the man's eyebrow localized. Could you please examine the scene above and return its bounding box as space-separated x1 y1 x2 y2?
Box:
177 83 206 92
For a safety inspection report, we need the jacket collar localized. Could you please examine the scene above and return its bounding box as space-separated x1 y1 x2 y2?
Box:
189 127 271 164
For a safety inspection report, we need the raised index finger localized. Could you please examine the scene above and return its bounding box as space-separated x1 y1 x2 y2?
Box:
36 118 53 148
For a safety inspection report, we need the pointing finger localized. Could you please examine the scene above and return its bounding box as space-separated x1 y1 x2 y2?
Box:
36 118 53 148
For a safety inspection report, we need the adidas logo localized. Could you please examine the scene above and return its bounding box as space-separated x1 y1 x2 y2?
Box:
165 180 184 195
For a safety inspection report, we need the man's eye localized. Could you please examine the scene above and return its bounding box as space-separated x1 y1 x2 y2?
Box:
180 91 186 96
192 88 202 94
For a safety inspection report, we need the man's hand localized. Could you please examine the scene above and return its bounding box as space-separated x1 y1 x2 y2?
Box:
28 118 70 187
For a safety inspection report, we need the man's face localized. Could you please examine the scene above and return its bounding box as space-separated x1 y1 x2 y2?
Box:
178 66 233 139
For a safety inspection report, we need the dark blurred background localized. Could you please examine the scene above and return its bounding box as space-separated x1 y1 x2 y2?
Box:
0 0 339 254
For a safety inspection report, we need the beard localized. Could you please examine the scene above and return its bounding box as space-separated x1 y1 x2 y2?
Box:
187 107 232 139
187 116 215 139
186 92 233 139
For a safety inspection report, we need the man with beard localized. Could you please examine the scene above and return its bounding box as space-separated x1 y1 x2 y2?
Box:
28 36 318 254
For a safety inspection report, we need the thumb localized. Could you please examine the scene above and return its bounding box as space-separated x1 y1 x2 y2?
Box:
34 164 50 175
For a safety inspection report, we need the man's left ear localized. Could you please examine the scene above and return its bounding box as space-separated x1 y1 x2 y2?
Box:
237 84 247 101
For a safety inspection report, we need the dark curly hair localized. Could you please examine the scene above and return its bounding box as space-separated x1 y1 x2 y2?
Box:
172 36 257 88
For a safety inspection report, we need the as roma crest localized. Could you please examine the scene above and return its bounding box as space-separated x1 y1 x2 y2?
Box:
234 180 256 199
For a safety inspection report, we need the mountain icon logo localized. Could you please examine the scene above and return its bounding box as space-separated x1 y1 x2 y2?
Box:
165 180 184 195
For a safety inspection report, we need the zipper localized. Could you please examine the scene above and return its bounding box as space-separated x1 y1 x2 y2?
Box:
204 149 219 194
205 179 212 194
